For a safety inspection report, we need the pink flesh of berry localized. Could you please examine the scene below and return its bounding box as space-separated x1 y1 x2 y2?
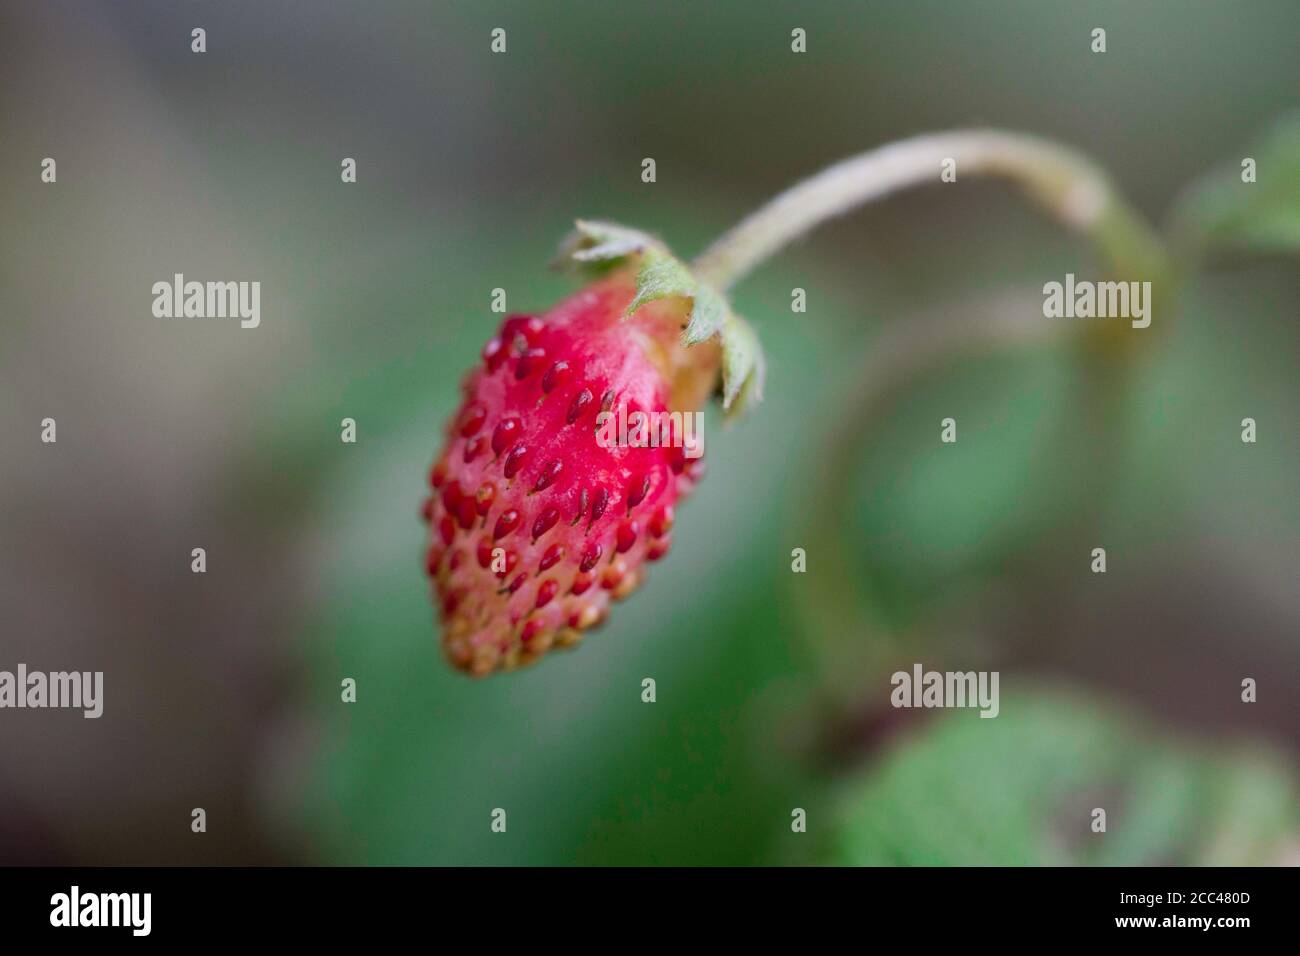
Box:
423 273 706 676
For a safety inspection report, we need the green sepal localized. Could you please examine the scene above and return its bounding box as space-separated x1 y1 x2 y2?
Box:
683 283 727 345
626 249 695 315
625 248 727 345
1172 114 1300 260
555 219 665 274
720 312 765 417
556 220 766 418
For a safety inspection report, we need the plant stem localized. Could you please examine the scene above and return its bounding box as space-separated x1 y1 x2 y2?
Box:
692 129 1168 293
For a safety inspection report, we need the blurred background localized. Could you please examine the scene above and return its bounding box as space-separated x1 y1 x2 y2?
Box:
1 0 1297 865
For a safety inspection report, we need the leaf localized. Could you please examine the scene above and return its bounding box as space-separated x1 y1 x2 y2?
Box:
720 312 764 415
1173 114 1300 260
626 250 695 315
823 690 1299 866
683 282 727 345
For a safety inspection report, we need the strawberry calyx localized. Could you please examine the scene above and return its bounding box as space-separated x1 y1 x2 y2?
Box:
558 220 766 419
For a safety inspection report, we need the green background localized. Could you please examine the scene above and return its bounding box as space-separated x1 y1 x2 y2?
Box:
1 1 1296 865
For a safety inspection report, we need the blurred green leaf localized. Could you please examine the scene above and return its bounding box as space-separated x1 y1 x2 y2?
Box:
1172 115 1300 260
824 690 1298 865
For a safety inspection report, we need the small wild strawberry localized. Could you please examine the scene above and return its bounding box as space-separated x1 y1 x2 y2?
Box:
419 131 1164 677
422 222 763 675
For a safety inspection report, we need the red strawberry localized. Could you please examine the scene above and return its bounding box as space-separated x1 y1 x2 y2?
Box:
422 267 719 675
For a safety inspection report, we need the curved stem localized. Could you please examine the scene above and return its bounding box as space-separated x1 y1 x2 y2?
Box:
692 129 1168 294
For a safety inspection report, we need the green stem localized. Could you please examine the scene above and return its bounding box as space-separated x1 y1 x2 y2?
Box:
692 129 1168 295
713 131 1175 710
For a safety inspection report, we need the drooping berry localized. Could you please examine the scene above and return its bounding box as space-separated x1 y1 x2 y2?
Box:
423 268 719 675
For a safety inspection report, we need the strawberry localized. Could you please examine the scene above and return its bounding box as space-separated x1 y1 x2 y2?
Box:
422 222 764 676
423 268 719 674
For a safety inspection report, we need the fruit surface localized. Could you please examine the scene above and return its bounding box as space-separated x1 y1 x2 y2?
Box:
423 269 716 675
